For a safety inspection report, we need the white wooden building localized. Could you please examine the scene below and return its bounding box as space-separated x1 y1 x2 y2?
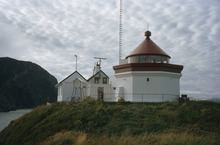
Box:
57 62 112 102
57 31 183 102
57 71 87 102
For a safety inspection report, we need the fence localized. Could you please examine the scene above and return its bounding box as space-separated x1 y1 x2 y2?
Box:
64 93 179 103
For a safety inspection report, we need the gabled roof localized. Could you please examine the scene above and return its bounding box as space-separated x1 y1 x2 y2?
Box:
73 77 87 83
56 71 87 87
126 31 170 58
87 70 109 81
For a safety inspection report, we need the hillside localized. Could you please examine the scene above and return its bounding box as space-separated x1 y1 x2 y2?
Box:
0 57 57 112
0 99 220 145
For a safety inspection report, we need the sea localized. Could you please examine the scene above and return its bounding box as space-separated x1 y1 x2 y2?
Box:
0 109 32 132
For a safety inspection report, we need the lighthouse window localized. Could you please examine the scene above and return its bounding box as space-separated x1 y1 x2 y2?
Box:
146 78 150 82
146 56 151 63
163 60 168 63
139 56 146 63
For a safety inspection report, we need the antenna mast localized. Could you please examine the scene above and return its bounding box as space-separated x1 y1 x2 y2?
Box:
119 0 123 64
74 54 78 71
93 57 107 75
94 57 107 66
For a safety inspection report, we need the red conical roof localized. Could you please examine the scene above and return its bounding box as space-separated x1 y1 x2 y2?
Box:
126 31 170 58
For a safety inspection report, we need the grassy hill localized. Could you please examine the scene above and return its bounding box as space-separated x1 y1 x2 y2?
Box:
0 99 220 145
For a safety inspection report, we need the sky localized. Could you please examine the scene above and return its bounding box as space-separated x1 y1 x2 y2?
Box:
0 0 220 99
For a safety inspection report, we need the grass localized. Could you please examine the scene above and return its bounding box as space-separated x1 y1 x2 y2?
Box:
38 131 220 145
0 98 220 145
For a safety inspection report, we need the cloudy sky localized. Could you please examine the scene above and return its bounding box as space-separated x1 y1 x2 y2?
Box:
0 0 219 99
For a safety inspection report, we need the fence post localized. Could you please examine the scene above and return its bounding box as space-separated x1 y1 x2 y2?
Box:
142 94 143 103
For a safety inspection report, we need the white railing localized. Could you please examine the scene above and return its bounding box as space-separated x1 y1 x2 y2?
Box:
119 59 128 65
85 93 179 103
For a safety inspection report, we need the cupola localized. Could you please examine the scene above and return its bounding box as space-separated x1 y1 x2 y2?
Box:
126 31 170 64
113 30 183 74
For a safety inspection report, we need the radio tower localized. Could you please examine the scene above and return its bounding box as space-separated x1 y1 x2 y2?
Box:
119 0 123 64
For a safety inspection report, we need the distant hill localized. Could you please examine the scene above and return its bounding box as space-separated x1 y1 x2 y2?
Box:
210 98 220 103
0 100 219 145
0 57 57 112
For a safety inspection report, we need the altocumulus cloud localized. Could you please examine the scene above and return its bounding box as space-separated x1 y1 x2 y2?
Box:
0 0 219 99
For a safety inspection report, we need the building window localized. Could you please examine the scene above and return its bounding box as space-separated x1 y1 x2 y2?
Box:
95 77 99 84
146 78 150 82
139 56 146 63
103 78 107 84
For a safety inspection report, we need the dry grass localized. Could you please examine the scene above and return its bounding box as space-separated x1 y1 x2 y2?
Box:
38 131 219 145
89 132 219 145
38 131 87 145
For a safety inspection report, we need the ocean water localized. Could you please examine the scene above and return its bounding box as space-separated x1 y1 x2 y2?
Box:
0 109 32 132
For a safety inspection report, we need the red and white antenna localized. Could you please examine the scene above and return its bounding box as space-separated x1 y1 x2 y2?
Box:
119 0 123 64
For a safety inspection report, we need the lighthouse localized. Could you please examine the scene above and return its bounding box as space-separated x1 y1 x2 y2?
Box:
113 31 184 102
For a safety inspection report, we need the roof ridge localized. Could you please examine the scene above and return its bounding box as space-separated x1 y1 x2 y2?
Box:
56 71 87 86
87 70 109 81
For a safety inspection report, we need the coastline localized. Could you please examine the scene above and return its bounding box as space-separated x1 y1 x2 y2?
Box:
0 109 32 132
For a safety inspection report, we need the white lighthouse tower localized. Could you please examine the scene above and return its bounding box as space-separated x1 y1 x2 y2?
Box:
113 31 184 102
